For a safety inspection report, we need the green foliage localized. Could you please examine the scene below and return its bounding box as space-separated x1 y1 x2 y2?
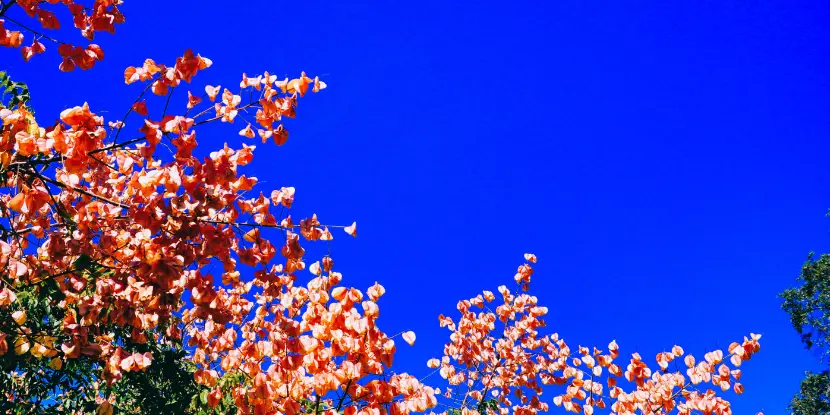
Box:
0 261 201 413
187 372 245 414
445 399 499 415
781 252 830 415
781 253 830 359
0 71 33 111
0 278 100 414
0 252 205 413
789 371 830 415
106 344 200 413
477 399 500 414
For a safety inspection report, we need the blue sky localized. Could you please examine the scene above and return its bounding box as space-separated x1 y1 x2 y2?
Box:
3 0 830 413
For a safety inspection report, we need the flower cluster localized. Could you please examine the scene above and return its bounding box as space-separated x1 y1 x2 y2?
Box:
429 255 761 415
1 0 125 70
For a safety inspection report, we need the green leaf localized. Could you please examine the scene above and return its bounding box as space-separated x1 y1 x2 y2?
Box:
781 253 830 415
72 254 92 271
789 371 830 415
200 389 208 405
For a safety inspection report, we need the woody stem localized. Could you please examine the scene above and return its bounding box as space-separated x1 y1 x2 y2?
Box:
0 0 16 18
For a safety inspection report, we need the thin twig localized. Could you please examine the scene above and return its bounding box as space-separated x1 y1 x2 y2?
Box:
112 81 154 146
30 170 128 209
0 0 17 18
196 218 349 229
3 15 65 44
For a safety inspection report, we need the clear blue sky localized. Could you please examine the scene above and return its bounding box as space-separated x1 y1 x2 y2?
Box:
4 0 830 413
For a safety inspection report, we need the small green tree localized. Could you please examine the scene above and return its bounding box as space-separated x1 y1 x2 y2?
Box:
781 252 830 415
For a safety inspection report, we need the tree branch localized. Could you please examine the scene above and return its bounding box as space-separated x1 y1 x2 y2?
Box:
27 168 129 209
0 0 16 18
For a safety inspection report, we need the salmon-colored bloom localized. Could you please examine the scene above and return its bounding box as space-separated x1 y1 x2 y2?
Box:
344 222 357 237
402 331 416 346
132 101 148 116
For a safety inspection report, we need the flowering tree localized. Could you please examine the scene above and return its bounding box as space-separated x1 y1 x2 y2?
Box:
0 0 120 70
0 1 432 413
0 2 762 414
427 255 761 415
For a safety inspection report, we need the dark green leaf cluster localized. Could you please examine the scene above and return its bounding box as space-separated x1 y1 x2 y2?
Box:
781 252 830 415
789 371 830 415
0 278 99 414
0 256 203 414
781 253 830 358
0 71 32 112
108 346 200 414
188 372 245 415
